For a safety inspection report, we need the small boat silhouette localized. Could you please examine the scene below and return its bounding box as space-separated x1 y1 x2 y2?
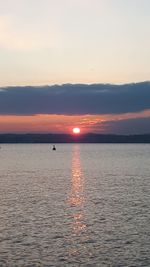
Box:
52 145 56 151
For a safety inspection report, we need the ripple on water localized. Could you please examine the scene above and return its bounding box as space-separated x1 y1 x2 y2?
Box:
0 144 150 266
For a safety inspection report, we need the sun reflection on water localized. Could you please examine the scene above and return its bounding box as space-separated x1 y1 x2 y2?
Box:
65 145 95 263
68 144 86 235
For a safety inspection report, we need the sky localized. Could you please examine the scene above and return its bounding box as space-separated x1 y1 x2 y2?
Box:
0 0 150 134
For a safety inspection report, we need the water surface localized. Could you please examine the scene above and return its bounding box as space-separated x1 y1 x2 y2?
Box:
0 144 150 266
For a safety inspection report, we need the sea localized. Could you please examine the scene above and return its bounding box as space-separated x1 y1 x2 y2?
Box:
0 144 150 267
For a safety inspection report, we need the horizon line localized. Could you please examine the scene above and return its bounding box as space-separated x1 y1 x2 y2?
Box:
1 80 150 89
0 132 150 136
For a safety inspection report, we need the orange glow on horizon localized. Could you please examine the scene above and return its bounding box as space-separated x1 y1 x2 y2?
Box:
0 109 149 133
0 114 103 133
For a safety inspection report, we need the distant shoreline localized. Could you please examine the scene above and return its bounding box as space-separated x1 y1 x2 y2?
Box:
0 133 150 143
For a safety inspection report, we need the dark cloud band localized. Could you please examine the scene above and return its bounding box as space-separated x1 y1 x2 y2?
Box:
0 82 150 115
99 116 150 135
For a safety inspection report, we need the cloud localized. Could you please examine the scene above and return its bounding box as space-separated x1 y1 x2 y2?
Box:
0 82 150 115
99 116 150 135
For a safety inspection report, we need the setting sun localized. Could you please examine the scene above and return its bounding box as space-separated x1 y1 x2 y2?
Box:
72 127 81 134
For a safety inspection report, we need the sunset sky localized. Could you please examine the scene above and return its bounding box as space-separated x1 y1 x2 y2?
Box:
0 0 150 134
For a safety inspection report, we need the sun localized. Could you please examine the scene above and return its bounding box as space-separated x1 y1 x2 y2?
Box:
72 127 81 134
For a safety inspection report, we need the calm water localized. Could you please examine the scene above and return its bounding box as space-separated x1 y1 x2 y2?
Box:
0 144 150 267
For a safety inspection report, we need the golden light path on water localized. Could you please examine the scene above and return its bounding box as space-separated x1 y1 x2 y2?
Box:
70 145 86 234
67 145 89 259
